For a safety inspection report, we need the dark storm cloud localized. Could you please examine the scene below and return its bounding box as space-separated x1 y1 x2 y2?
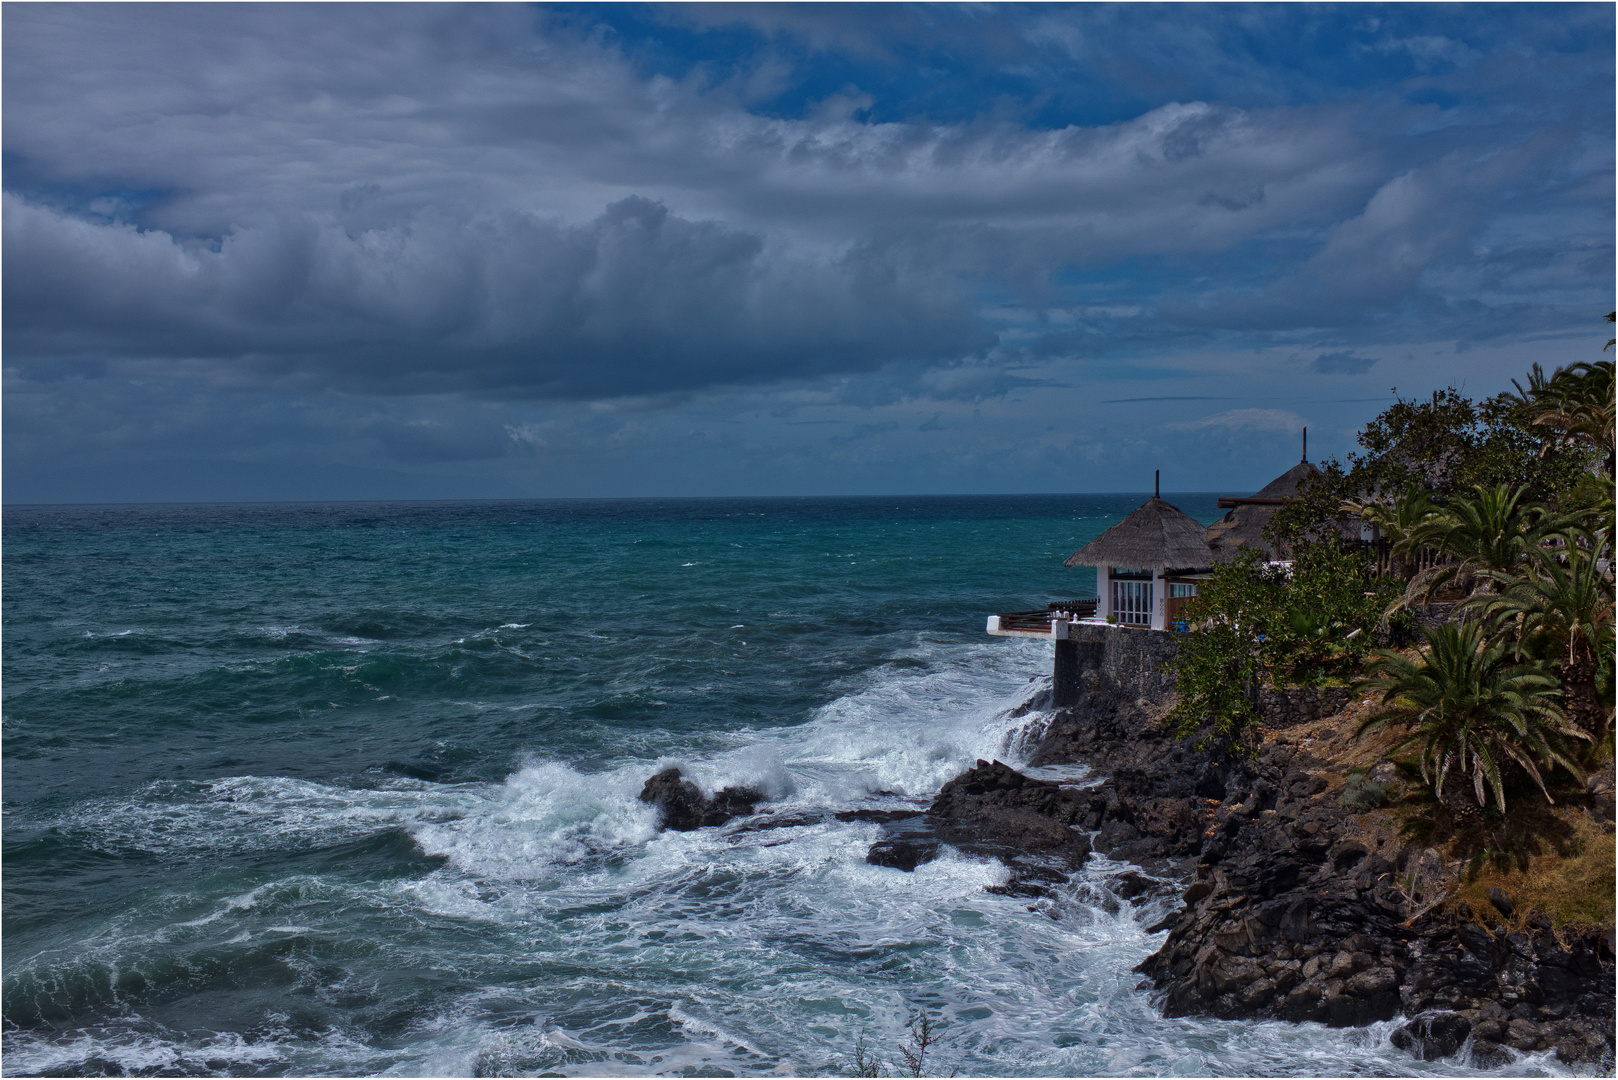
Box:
2 3 1424 402
1 4 1418 402
8 8 1601 338
1313 352 1377 376
4 193 988 398
5 4 1386 242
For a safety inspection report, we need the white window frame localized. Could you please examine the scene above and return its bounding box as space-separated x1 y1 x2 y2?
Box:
1112 579 1154 626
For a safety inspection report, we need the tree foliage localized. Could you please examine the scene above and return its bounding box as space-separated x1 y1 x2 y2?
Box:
1322 317 1616 826
1167 544 1401 744
1175 315 1614 832
1358 622 1585 825
1269 382 1598 553
1511 351 1615 478
1384 483 1571 614
1470 541 1616 746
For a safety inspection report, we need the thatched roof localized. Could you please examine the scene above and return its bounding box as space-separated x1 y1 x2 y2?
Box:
1205 504 1280 561
1252 460 1318 500
1065 496 1214 570
1205 461 1318 562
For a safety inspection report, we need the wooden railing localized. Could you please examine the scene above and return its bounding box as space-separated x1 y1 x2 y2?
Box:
993 599 1098 633
994 611 1059 633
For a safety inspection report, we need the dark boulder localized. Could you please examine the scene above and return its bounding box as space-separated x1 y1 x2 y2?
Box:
1110 870 1168 903
835 808 924 824
1145 910 1181 934
1194 761 1226 799
638 767 763 831
932 758 1046 804
706 784 765 825
927 759 1091 863
861 758 1097 890
1469 1040 1514 1068
1391 1011 1472 1061
639 768 708 831
866 837 941 872
986 860 1073 899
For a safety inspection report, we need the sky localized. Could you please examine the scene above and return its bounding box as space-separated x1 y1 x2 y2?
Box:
4 3 1613 504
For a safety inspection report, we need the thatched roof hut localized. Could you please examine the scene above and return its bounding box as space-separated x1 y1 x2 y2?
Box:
1205 460 1318 562
1064 496 1214 571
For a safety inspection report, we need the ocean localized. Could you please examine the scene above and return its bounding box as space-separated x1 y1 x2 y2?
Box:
1 496 1573 1077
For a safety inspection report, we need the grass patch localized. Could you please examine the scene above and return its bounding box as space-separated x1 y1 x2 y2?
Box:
1339 772 1389 810
1450 814 1615 932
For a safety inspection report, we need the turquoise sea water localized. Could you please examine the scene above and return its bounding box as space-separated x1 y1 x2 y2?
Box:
1 496 1574 1077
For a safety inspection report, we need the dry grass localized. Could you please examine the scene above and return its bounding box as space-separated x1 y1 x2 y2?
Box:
1257 688 1405 777
1449 814 1616 932
1254 684 1615 935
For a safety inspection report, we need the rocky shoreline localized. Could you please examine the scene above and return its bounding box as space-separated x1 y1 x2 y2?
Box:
1013 685 1614 1069
641 677 1616 1070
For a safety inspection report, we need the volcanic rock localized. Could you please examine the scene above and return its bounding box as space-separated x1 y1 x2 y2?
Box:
1391 1011 1471 1061
866 837 942 872
926 759 1092 864
638 767 764 831
1014 684 1615 1066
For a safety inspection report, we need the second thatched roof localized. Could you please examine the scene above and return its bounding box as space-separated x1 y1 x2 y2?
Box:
1251 460 1318 500
1064 496 1214 570
1205 461 1319 562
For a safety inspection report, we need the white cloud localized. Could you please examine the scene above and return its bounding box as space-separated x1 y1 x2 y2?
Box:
1173 408 1306 433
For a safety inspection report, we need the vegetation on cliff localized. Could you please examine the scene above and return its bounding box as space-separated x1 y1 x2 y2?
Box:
1357 622 1585 825
1171 314 1614 855
1167 543 1399 746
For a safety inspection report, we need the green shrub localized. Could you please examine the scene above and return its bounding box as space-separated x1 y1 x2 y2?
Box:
1339 773 1389 809
1358 622 1586 827
1167 544 1399 746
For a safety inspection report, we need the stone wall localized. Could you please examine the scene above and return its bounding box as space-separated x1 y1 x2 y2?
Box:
1257 686 1354 728
1053 623 1180 707
1050 627 1355 725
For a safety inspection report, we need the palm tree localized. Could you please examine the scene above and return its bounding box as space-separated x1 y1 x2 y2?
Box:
1391 483 1560 614
1562 471 1614 551
1342 490 1436 581
1471 540 1616 744
1511 353 1615 478
1358 623 1586 829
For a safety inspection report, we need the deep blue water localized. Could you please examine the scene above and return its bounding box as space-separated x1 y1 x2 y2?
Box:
1 496 1571 1077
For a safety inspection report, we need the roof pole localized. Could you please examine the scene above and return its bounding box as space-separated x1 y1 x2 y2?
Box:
1155 469 1160 498
1302 427 1308 463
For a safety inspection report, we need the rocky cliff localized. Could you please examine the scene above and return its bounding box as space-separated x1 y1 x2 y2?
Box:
1019 684 1616 1069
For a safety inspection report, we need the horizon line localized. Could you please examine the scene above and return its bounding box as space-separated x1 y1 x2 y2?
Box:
3 490 1235 510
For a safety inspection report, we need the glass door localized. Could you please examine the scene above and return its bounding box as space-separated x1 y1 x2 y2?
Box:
1112 579 1153 625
